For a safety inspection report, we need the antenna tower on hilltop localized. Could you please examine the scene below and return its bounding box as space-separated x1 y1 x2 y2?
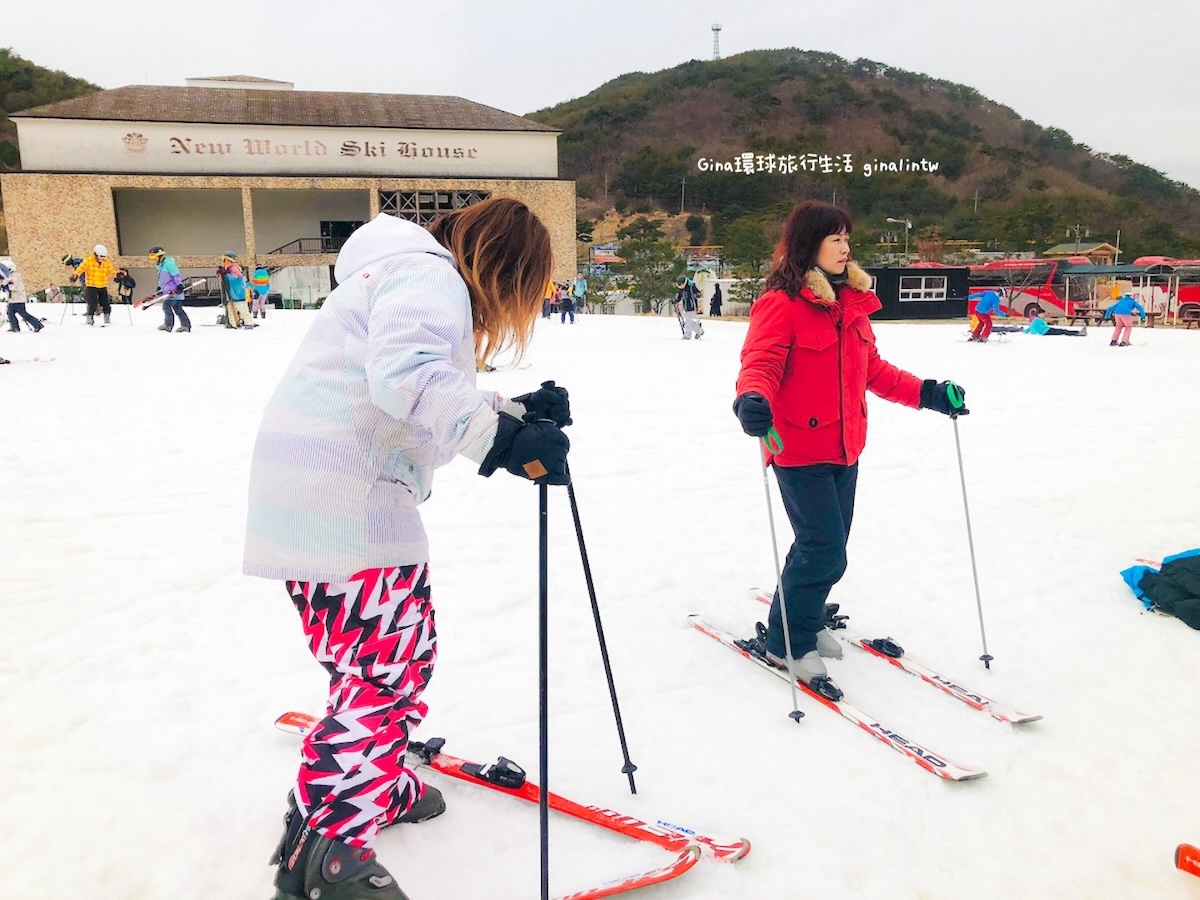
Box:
712 24 722 60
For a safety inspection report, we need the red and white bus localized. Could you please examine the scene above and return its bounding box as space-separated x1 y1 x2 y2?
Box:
966 258 1095 319
1132 257 1200 322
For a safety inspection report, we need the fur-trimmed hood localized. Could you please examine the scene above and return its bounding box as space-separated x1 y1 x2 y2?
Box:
803 262 872 306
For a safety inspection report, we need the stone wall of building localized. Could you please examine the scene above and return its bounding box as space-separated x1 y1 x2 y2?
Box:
1 173 576 294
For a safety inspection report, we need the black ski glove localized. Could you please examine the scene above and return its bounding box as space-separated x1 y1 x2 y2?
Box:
919 380 969 417
733 392 773 437
512 380 572 427
479 412 570 485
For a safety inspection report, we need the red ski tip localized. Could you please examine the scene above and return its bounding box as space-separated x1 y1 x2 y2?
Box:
1177 843 1200 878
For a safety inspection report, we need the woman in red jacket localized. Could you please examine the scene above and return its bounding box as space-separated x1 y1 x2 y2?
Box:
733 200 967 691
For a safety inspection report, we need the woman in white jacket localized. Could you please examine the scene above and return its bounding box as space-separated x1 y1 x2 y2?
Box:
248 199 570 900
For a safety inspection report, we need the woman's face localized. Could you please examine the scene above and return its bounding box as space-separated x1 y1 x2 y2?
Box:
817 230 851 274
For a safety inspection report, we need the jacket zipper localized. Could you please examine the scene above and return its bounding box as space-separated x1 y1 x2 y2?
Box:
833 303 846 462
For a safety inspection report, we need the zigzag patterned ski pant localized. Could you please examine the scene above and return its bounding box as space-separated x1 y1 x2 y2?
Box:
286 564 436 847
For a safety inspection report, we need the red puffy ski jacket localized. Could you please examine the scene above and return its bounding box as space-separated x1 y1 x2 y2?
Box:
736 263 923 467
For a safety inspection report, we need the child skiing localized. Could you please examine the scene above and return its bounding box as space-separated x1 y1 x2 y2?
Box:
243 198 568 900
148 247 191 332
114 268 137 307
250 264 271 319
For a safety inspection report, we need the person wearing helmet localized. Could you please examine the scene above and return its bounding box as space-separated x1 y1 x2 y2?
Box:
71 244 117 325
675 273 703 340
217 251 253 328
149 246 191 333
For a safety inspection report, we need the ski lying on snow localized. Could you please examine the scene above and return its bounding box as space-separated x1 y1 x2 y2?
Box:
752 588 1040 725
687 616 987 783
1178 843 1200 879
275 712 747 899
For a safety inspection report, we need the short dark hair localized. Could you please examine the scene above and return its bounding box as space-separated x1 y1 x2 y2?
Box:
764 201 853 298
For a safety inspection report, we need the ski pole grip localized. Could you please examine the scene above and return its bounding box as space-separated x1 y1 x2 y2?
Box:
946 382 965 411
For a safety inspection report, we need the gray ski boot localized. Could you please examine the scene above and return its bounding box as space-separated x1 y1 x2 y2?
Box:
815 628 843 659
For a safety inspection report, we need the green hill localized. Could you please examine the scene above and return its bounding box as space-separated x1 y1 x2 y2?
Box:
0 48 100 169
527 49 1200 261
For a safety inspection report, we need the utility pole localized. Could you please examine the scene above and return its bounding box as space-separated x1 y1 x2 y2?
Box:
680 176 686 215
973 189 979 213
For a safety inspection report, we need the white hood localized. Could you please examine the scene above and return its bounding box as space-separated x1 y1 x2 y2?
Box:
333 213 456 283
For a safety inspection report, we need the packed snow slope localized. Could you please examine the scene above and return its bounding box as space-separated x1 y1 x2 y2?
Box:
2 304 1198 898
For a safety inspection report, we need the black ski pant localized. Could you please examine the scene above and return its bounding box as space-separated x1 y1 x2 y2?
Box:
84 286 112 317
7 302 43 331
765 462 858 659
162 296 191 329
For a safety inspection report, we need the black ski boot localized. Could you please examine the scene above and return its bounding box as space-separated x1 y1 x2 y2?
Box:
271 800 410 899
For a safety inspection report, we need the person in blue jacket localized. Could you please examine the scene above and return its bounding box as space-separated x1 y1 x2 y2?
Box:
1103 292 1146 346
969 289 1007 342
1023 313 1086 337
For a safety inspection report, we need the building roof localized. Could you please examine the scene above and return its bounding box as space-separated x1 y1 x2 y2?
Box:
1043 241 1117 256
11 85 557 133
187 75 293 84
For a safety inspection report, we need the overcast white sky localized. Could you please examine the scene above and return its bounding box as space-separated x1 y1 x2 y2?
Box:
5 0 1198 189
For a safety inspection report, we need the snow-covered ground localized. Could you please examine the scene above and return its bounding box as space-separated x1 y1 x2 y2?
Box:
3 302 1198 899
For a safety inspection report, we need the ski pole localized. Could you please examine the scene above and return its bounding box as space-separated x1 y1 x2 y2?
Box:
538 481 550 900
758 429 805 723
948 395 993 670
564 464 638 794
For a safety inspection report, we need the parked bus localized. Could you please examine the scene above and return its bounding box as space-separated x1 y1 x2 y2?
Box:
1133 257 1200 322
966 258 1097 319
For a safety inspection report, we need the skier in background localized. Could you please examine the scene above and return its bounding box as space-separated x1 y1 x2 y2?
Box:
1104 292 1146 346
148 247 191 333
559 281 576 324
675 274 703 339
71 244 116 326
243 199 568 900
2 259 44 332
969 289 1007 342
250 264 271 319
1023 313 1087 337
571 271 588 313
114 268 137 307
218 252 253 328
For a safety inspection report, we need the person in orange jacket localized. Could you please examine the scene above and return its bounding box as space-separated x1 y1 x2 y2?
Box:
732 200 967 691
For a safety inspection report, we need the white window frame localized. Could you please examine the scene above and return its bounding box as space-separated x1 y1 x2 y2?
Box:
898 275 948 302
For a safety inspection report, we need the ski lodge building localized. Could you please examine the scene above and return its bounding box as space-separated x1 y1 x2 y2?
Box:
1 76 574 299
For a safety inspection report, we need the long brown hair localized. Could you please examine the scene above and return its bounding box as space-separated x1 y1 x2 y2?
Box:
763 200 854 298
428 198 552 366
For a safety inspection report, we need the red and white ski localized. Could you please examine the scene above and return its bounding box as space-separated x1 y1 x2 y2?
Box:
688 616 987 783
275 711 748 899
1178 843 1200 879
752 588 1040 725
135 277 208 309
